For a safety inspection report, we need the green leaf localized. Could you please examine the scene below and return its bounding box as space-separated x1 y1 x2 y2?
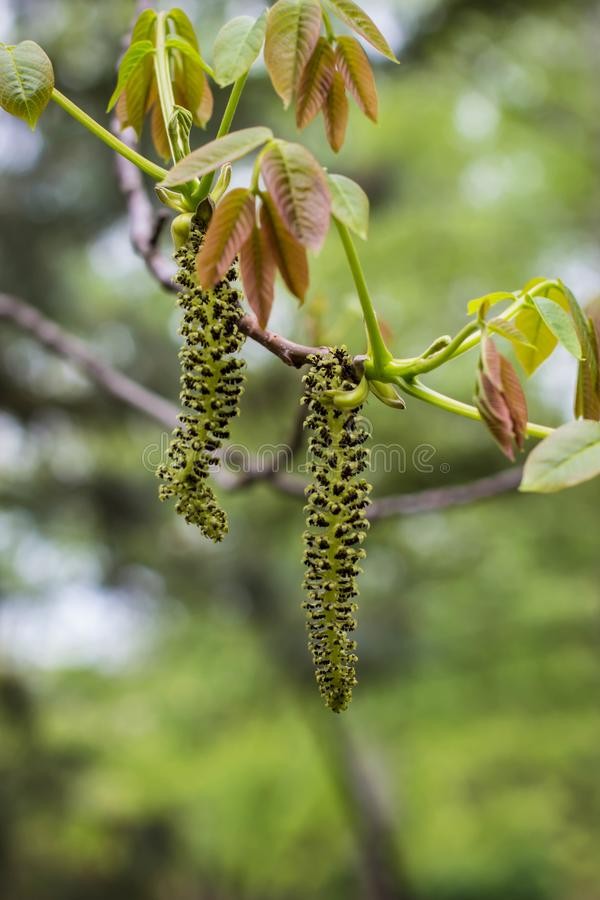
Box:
107 40 155 112
165 35 213 77
487 317 534 349
213 13 267 87
512 306 558 376
467 291 515 317
264 0 322 108
557 280 596 364
327 173 369 240
520 420 600 493
324 0 398 62
533 297 583 361
132 9 157 38
167 8 199 50
260 139 331 250
160 127 273 186
0 40 54 129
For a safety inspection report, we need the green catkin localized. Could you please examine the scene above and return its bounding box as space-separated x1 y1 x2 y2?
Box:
157 216 246 542
302 349 372 713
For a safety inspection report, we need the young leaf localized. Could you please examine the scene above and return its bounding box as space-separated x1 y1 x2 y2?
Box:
116 9 158 136
557 280 596 365
575 316 600 420
240 223 277 328
167 8 200 50
213 13 267 87
324 0 398 62
260 139 331 250
123 54 155 137
150 95 172 161
466 291 515 317
160 127 273 186
264 0 322 108
260 193 309 301
196 188 256 286
512 306 558 376
323 69 348 153
520 420 600 493
533 297 583 360
296 37 336 129
335 36 378 123
165 36 213 76
0 40 54 129
475 338 528 460
107 41 155 112
327 173 369 240
171 56 213 129
487 317 534 349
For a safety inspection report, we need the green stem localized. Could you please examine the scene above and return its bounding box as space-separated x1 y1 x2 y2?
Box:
389 321 480 377
334 219 392 377
51 89 168 181
397 377 554 440
196 72 249 201
322 8 336 42
154 11 177 163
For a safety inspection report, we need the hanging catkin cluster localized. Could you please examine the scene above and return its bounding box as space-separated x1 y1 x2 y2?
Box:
302 349 372 712
157 215 246 542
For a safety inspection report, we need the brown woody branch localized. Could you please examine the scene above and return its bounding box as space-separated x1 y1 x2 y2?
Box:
0 291 522 516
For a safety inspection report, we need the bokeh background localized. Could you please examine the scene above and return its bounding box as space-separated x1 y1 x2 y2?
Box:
1 1 600 898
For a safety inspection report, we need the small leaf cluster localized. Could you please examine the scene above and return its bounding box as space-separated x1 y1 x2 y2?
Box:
265 0 398 152
162 129 369 329
302 349 372 712
109 8 214 161
468 279 600 461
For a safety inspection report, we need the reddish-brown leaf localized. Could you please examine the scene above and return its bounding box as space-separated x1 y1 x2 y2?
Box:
475 338 529 460
196 189 256 287
260 139 331 251
264 0 322 108
476 372 516 460
500 355 528 451
296 37 336 129
260 194 309 302
323 69 349 153
240 223 277 328
323 0 398 62
335 35 378 123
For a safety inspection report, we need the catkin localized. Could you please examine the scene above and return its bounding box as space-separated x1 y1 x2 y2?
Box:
302 349 372 712
157 216 246 542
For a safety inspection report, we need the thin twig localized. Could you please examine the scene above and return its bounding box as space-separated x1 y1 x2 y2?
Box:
368 467 523 520
0 292 177 430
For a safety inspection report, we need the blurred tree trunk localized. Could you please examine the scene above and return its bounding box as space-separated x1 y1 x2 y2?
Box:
315 716 417 900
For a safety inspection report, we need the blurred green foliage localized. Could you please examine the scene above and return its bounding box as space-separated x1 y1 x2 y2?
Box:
1 1 600 898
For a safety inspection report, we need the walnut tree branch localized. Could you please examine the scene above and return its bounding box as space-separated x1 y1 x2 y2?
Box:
0 291 523 516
